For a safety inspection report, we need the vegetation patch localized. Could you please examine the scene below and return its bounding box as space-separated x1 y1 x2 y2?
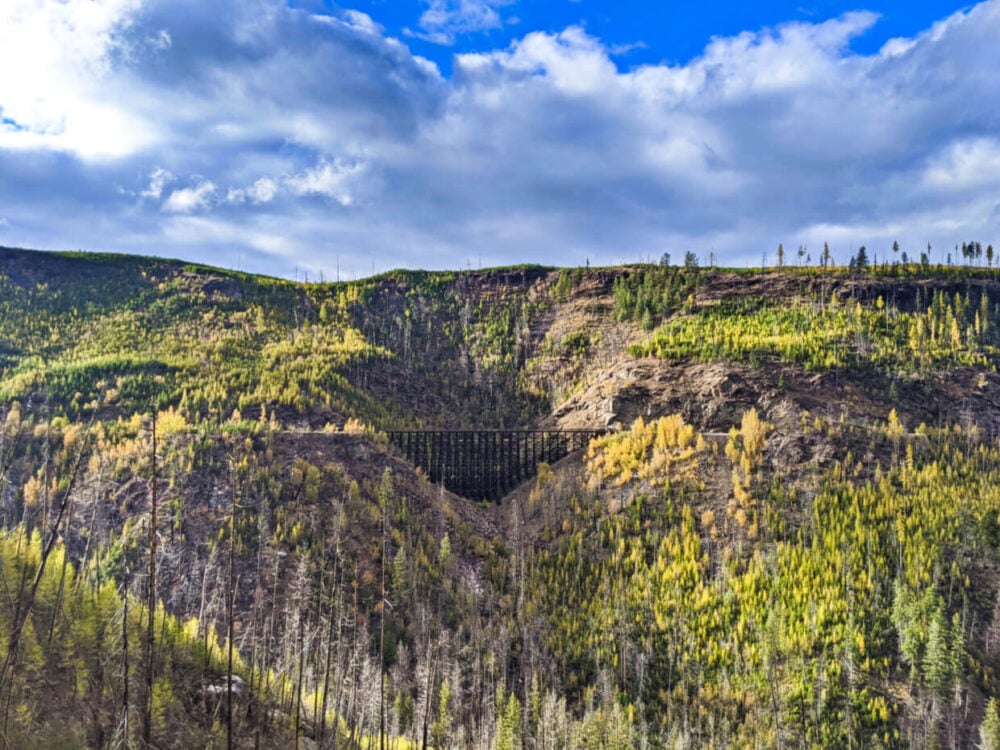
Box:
632 290 999 376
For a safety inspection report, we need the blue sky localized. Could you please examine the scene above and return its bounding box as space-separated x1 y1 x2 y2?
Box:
338 0 971 68
1 0 997 278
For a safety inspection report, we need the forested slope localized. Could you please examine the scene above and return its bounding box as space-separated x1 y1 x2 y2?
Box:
5 246 1000 747
0 248 551 430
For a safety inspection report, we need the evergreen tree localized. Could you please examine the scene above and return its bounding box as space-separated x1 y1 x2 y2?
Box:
983 698 1000 750
494 690 522 750
923 607 951 695
949 612 965 687
431 677 453 749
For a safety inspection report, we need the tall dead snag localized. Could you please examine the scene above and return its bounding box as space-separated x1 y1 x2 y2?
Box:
227 454 238 750
319 540 342 747
0 410 94 697
378 469 394 750
142 409 157 748
120 566 131 748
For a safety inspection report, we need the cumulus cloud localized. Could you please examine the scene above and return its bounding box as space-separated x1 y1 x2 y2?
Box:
286 160 366 206
341 10 383 36
415 0 515 45
0 0 159 158
1 0 1000 277
141 167 173 200
227 178 279 205
922 139 1000 191
163 180 216 213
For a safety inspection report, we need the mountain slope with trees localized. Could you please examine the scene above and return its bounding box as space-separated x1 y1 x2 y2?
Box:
4 245 1000 747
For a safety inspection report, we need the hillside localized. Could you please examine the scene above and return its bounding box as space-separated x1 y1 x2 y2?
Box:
4 245 1000 747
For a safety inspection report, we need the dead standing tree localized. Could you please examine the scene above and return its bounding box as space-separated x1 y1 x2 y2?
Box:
141 410 157 748
0 409 95 745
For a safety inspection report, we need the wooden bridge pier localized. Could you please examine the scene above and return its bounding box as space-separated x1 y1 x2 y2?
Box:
386 429 605 502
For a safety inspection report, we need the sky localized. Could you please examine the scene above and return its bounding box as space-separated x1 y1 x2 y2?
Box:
1 0 998 279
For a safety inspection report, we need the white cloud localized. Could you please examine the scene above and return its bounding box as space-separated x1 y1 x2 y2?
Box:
2 0 1000 277
922 138 1000 190
342 10 382 36
141 167 173 200
415 0 514 45
0 0 159 159
250 178 279 203
879 36 916 58
162 180 216 213
150 28 172 50
227 177 279 205
286 160 366 206
456 26 618 94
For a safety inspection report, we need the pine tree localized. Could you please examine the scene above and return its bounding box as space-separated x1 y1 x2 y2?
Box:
923 608 951 695
982 698 1000 750
431 677 452 749
949 612 965 689
494 690 522 750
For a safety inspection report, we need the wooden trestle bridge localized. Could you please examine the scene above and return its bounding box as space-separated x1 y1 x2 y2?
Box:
386 429 606 502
